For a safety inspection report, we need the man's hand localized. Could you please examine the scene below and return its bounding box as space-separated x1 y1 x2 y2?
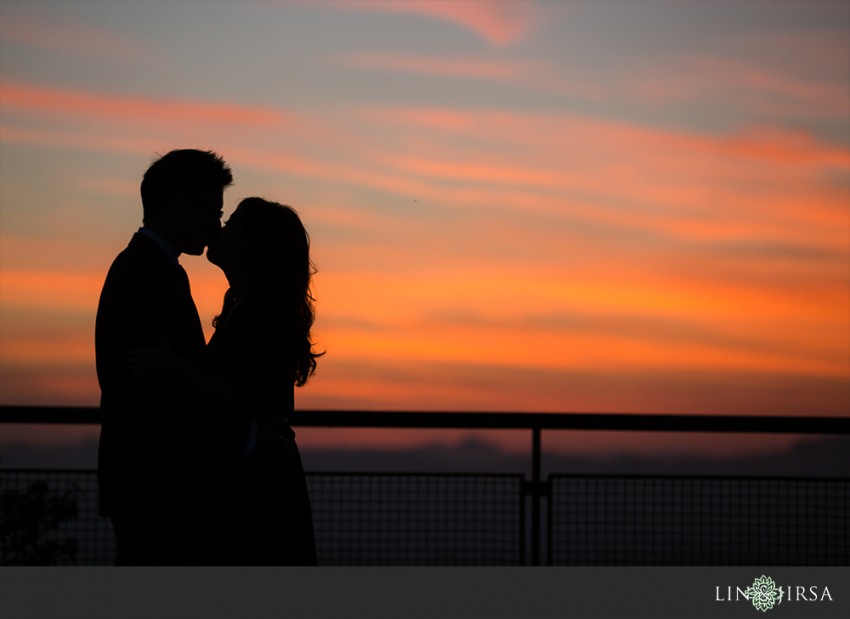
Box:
125 328 189 376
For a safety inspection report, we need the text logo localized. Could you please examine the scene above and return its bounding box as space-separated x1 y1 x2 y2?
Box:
715 574 833 612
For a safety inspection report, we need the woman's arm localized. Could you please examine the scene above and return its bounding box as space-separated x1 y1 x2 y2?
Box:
125 329 238 410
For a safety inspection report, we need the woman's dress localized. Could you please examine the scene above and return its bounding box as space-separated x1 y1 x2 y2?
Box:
206 291 318 565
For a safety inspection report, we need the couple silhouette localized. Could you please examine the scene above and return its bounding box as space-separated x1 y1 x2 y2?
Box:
95 149 321 566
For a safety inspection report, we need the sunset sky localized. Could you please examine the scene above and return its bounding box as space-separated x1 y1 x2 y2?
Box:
1 0 849 450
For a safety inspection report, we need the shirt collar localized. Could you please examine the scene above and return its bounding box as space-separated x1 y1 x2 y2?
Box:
138 226 180 268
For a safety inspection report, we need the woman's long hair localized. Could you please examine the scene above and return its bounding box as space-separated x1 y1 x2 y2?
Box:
217 197 322 386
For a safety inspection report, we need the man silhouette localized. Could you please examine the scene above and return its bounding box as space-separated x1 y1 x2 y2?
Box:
95 149 233 565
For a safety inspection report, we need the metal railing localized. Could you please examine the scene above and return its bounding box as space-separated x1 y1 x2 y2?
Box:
1 406 848 565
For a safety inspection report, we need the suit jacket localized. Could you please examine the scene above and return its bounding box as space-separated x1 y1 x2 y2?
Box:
95 233 207 519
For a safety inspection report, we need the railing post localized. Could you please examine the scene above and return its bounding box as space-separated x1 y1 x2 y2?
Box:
531 425 541 566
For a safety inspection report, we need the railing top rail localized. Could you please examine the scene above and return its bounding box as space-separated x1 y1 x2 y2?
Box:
1 405 848 434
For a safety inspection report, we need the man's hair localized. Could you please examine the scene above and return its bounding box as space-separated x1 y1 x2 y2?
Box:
140 149 233 222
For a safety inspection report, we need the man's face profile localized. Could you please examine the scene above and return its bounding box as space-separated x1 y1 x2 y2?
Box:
175 190 224 255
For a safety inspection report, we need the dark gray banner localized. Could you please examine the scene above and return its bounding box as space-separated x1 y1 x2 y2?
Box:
2 566 848 618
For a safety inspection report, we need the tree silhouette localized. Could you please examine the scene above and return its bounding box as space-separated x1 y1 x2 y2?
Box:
0 459 81 565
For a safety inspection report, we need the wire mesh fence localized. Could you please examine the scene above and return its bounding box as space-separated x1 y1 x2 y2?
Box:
548 475 849 565
2 469 847 565
0 470 524 566
307 472 524 565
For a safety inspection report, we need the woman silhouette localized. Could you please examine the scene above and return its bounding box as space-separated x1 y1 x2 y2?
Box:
205 197 321 565
127 197 322 565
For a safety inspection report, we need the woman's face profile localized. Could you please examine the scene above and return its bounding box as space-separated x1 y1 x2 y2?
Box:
206 211 241 272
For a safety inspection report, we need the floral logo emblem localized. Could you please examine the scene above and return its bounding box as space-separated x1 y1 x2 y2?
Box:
744 575 783 612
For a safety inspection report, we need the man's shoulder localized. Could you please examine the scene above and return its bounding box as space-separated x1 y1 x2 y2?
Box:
101 234 173 295
107 234 169 273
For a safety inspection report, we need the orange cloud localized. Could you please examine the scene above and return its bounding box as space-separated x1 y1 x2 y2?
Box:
0 270 103 313
310 261 849 400
298 355 850 418
2 260 847 416
3 81 847 422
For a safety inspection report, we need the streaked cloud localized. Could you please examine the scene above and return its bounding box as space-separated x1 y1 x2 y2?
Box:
0 81 289 126
339 52 543 82
317 0 538 47
1 1 847 440
301 356 850 417
632 54 850 120
0 9 150 61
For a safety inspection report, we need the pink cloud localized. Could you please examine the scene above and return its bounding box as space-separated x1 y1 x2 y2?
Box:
337 51 611 100
339 52 542 81
352 105 849 216
8 84 842 264
319 0 537 46
0 11 150 61
632 52 849 119
334 28 847 117
339 50 607 100
720 29 850 78
0 81 288 127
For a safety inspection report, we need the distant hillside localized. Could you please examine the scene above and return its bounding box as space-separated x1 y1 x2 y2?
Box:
2 434 848 478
